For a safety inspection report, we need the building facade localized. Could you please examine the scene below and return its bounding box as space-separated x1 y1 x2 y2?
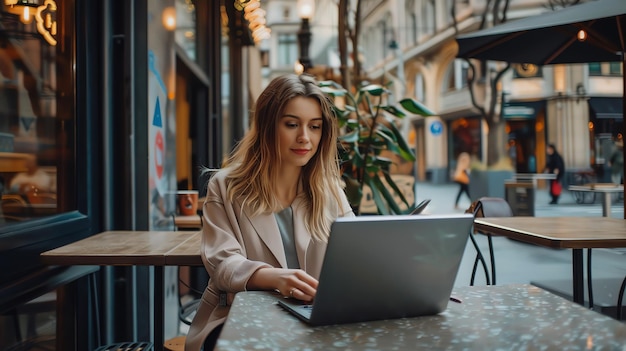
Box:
360 0 622 184
0 0 259 349
262 0 622 184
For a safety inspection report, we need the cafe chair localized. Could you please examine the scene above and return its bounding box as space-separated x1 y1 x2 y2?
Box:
94 342 153 351
616 276 626 320
467 197 513 286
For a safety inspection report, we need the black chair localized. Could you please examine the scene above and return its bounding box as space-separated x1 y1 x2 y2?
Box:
467 197 513 286
616 276 626 320
94 342 153 351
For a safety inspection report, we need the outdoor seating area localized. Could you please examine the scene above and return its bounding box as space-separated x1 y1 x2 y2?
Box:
4 0 626 350
29 179 626 350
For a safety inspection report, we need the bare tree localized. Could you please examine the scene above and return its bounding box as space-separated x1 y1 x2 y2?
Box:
452 0 512 166
337 0 364 90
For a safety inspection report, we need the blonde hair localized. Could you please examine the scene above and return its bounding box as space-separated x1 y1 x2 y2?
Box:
223 74 344 242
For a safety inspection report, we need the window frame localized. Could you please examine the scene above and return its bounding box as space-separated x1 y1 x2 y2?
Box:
0 0 103 282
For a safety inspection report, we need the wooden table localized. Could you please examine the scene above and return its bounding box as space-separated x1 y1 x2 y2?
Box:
215 285 626 350
173 214 202 229
41 230 203 351
568 184 624 216
473 217 626 305
0 151 32 172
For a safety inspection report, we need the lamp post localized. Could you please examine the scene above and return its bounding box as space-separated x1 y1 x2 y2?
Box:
296 0 314 73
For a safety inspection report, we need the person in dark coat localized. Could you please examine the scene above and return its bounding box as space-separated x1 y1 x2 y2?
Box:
544 144 565 204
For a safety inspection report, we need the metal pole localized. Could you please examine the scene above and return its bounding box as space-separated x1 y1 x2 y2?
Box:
298 18 312 71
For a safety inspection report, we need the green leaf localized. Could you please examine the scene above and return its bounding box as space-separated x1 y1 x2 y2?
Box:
365 177 389 215
339 130 359 143
386 121 416 161
360 84 386 96
320 86 348 97
382 171 411 209
371 176 403 214
382 105 406 118
399 98 435 116
318 80 343 89
375 129 402 154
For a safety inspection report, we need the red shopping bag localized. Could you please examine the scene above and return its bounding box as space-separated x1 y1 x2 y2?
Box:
551 181 562 196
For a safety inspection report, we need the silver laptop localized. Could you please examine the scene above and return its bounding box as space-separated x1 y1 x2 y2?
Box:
277 213 473 326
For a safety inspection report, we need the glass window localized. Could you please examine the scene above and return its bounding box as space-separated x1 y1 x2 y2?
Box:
609 62 622 75
175 0 196 60
443 60 469 92
277 33 297 67
589 62 621 76
588 63 602 76
0 1 74 227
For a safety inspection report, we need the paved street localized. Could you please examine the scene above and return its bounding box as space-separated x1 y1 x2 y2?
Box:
414 181 626 318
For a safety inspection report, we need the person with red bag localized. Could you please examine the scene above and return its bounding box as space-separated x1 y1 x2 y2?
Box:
544 144 565 205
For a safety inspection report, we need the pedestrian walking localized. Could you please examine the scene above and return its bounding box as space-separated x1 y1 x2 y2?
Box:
609 139 623 185
544 144 565 204
453 152 471 209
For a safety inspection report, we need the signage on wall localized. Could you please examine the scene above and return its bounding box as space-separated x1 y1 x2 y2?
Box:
430 121 443 136
148 51 168 198
152 97 164 179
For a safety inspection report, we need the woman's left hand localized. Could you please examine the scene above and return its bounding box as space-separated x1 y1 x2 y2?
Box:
248 267 318 302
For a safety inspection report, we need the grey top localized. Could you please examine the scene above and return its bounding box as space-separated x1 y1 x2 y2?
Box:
215 284 626 350
274 206 300 269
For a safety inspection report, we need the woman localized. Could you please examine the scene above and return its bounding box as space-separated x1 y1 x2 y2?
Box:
185 74 354 351
544 143 565 204
453 152 471 209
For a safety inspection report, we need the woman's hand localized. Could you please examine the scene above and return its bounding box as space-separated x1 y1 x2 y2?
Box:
248 267 318 302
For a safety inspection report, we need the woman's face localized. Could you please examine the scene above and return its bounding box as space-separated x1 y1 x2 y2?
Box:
277 96 323 170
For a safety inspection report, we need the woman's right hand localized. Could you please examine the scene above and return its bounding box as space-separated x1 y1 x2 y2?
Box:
248 267 318 302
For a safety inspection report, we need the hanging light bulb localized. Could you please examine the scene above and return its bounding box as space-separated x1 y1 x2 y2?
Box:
162 6 176 31
577 29 587 42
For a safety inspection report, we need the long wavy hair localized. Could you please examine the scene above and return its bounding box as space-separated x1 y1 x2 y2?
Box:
223 74 344 242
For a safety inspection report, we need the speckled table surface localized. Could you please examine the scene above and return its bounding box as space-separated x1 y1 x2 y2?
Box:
215 284 626 350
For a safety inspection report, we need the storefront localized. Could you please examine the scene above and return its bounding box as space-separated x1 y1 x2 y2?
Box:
503 100 546 174
0 0 235 349
589 97 623 182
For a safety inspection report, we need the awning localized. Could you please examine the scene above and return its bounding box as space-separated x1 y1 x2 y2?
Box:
502 101 545 119
589 97 623 119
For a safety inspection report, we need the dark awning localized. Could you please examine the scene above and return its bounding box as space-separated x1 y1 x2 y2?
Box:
589 97 623 119
502 101 545 120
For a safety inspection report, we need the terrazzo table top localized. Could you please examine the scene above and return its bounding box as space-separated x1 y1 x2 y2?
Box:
215 284 626 350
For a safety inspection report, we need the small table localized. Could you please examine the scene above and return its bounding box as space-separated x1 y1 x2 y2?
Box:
512 172 556 187
473 216 626 305
568 183 624 217
173 214 202 229
41 230 203 351
215 285 626 350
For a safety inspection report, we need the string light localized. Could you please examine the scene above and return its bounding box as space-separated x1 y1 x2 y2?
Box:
242 0 271 44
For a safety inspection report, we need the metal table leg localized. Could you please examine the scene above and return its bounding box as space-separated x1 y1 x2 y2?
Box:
572 249 585 305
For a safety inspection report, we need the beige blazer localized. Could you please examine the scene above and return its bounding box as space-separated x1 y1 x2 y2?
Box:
185 170 354 351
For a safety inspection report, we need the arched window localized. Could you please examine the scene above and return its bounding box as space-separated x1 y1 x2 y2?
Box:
421 0 436 35
443 59 469 92
415 73 426 102
405 0 417 45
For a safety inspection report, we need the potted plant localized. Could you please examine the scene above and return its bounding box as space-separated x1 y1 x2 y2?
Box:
319 80 434 215
468 157 515 200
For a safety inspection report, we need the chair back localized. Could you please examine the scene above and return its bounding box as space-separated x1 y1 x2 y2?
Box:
473 197 513 218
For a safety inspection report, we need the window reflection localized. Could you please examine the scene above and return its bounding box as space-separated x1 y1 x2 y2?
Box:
0 2 68 226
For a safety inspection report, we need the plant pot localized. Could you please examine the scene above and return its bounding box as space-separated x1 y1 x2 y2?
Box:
469 170 515 201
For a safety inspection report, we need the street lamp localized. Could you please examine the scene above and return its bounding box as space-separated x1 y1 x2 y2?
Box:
297 0 314 73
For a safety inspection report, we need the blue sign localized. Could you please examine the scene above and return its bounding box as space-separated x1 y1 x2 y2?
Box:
430 121 443 136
